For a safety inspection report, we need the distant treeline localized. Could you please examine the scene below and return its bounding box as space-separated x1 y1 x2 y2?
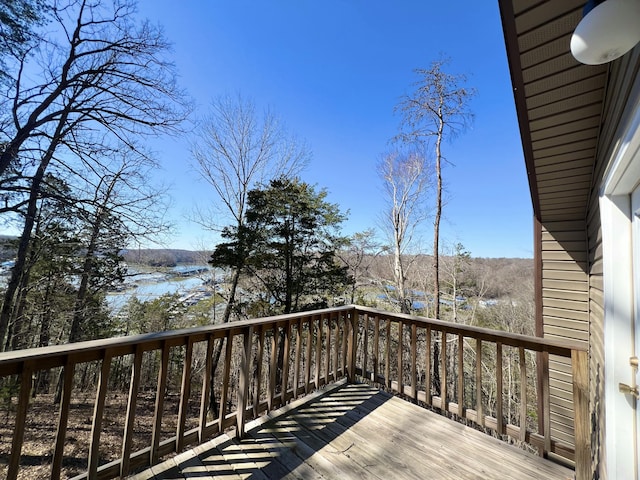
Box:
121 249 213 267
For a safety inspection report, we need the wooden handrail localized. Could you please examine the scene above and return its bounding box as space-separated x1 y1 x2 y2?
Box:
0 305 590 480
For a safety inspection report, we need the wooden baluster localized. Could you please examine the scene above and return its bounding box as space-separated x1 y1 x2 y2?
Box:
496 342 503 435
341 314 349 377
294 318 302 399
121 346 143 476
346 309 357 383
324 318 331 384
7 365 33 480
457 334 464 417
542 351 551 456
362 313 369 380
397 320 404 394
281 321 291 405
315 317 322 388
88 353 112 478
219 331 233 432
476 339 484 428
176 339 193 453
333 316 340 381
52 362 75 480
304 316 313 393
199 334 214 442
441 330 447 412
237 326 253 438
151 342 170 464
519 347 526 442
425 326 432 405
269 326 278 411
373 314 380 382
385 319 391 389
253 326 265 417
411 322 417 401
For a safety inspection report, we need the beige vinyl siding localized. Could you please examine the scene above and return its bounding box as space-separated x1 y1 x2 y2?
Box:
541 223 588 453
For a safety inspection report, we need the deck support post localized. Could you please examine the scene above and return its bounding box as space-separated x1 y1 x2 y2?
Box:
572 349 590 480
237 326 254 438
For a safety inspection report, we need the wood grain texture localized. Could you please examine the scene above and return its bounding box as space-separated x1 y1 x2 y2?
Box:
135 383 574 480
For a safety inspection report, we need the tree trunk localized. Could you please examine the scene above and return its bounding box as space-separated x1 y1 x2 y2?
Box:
0 112 67 350
432 112 444 394
208 266 241 417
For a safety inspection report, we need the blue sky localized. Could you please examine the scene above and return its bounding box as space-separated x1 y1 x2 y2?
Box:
136 1 533 258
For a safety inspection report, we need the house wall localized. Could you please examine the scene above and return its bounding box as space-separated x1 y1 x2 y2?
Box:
586 47 640 479
539 220 589 453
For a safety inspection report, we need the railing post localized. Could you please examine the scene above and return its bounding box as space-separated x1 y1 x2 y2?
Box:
237 326 253 438
572 349 590 480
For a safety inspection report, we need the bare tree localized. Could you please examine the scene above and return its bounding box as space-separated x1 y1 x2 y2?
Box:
0 0 188 350
191 94 308 416
337 229 381 304
191 93 309 324
395 57 474 321
378 150 431 314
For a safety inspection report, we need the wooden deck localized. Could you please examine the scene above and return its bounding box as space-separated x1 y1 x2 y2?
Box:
130 382 574 480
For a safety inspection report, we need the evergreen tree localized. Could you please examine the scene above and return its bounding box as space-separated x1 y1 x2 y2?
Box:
211 177 351 315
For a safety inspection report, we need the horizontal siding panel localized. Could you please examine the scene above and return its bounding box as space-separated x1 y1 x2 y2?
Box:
550 428 575 447
550 393 575 411
550 420 576 441
543 287 589 302
545 333 587 349
541 250 588 262
543 303 589 319
542 278 588 292
550 402 575 420
550 377 573 394
544 325 589 341
549 357 572 373
541 240 587 252
542 260 587 272
542 230 585 242
550 385 574 401
542 270 588 282
543 220 586 231
590 274 603 291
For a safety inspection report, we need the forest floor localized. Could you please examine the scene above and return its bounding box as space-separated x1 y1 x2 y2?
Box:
0 391 202 479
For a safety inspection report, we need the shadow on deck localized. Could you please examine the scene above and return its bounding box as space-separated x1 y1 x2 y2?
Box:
131 382 573 480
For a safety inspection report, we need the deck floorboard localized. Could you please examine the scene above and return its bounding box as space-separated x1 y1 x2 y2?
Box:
131 382 574 480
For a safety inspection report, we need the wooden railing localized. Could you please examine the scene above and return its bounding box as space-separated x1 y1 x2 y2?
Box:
0 305 590 480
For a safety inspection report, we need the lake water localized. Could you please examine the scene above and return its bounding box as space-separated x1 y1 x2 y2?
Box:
107 265 218 312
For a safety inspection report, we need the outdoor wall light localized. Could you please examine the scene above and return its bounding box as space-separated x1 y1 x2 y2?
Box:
570 0 640 65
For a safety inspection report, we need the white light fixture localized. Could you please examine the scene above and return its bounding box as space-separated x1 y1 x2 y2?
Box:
570 0 640 65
